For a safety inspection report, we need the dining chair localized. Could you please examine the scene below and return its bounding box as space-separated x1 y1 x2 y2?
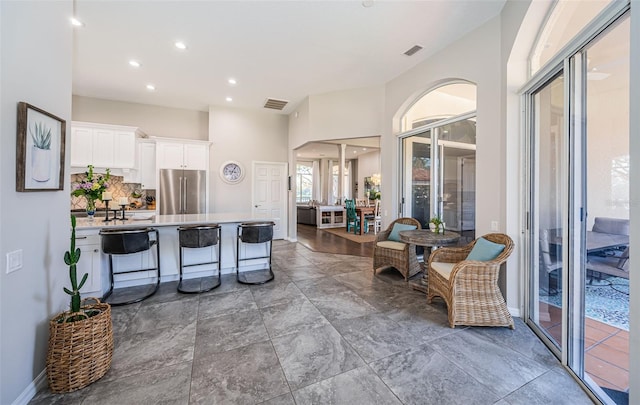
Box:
345 199 365 234
540 228 562 295
368 199 382 234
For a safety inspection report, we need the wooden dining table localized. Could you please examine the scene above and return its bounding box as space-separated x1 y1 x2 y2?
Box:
355 206 375 235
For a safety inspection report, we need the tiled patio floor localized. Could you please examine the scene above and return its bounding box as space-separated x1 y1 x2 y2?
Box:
539 302 629 392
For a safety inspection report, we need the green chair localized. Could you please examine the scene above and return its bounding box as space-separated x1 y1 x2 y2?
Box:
345 199 367 234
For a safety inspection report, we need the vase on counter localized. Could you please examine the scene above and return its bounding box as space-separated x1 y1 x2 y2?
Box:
86 197 96 220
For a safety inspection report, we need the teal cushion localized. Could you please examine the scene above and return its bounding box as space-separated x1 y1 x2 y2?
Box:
388 223 417 242
466 237 505 261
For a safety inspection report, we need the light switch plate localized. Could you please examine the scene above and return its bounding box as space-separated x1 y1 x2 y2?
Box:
491 221 499 231
6 249 23 274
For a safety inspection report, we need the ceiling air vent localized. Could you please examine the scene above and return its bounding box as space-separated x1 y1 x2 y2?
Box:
403 45 423 56
264 98 288 110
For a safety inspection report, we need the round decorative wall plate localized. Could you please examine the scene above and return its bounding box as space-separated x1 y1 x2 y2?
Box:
220 160 244 184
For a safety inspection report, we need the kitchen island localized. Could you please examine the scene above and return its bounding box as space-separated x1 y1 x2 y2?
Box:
75 212 274 297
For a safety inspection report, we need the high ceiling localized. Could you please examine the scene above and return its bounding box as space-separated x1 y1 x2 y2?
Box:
72 0 506 115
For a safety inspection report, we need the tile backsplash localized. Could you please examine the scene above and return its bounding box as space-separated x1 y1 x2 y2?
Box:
70 173 148 210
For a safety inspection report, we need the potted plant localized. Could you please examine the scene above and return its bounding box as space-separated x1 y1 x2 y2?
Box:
429 216 445 234
46 215 113 393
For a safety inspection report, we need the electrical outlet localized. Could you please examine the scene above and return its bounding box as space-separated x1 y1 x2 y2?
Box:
491 221 499 231
6 249 23 274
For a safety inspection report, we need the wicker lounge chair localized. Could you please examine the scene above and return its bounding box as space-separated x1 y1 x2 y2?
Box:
427 233 515 329
372 217 422 281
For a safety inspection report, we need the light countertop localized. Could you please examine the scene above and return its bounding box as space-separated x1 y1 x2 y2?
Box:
75 212 266 230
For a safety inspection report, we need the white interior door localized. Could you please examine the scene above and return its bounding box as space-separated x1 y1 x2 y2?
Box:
252 162 288 239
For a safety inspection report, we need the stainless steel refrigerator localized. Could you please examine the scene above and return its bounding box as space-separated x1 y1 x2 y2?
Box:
158 169 206 215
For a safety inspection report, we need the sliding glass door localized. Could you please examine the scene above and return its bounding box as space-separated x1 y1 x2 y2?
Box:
525 10 629 403
528 71 566 353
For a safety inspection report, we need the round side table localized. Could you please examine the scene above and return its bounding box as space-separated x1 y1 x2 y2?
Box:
398 229 460 292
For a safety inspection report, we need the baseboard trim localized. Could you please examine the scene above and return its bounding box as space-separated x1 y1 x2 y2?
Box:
12 368 46 405
509 306 521 318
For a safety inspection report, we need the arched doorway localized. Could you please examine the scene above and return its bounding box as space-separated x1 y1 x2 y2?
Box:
398 82 477 244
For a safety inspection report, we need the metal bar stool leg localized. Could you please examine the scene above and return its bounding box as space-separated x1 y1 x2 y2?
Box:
236 221 275 285
177 224 221 293
99 227 161 306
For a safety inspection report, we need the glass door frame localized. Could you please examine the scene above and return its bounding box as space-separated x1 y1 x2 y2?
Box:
523 62 568 360
521 3 630 402
398 111 477 220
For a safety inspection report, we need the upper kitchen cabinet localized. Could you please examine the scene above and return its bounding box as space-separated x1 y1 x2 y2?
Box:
156 139 210 170
70 122 141 169
137 140 156 189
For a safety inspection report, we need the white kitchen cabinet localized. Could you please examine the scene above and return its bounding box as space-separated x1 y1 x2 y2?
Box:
70 127 94 167
75 233 104 296
156 140 209 170
183 144 208 170
92 128 115 168
138 141 156 189
156 142 184 169
71 122 141 169
113 131 136 168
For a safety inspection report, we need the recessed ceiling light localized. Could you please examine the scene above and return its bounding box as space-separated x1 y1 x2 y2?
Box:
353 151 357 154
146 84 155 91
70 17 84 27
129 60 141 68
225 97 233 102
174 41 187 50
362 147 367 151
228 78 237 85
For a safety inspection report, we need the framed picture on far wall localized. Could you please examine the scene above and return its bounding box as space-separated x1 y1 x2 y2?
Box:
16 102 66 192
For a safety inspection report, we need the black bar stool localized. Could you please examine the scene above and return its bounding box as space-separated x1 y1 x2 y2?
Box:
236 221 275 285
177 224 222 293
99 227 160 306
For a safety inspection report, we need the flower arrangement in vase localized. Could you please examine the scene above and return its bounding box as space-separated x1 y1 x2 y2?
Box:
71 165 111 219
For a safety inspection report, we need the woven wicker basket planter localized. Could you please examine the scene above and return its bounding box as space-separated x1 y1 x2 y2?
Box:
46 299 113 393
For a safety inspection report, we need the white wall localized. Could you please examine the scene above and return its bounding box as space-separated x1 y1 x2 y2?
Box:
289 86 385 150
0 1 73 404
72 95 209 140
208 106 288 213
357 151 381 199
289 97 310 148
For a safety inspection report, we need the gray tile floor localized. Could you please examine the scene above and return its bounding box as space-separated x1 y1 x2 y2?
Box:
31 241 595 404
